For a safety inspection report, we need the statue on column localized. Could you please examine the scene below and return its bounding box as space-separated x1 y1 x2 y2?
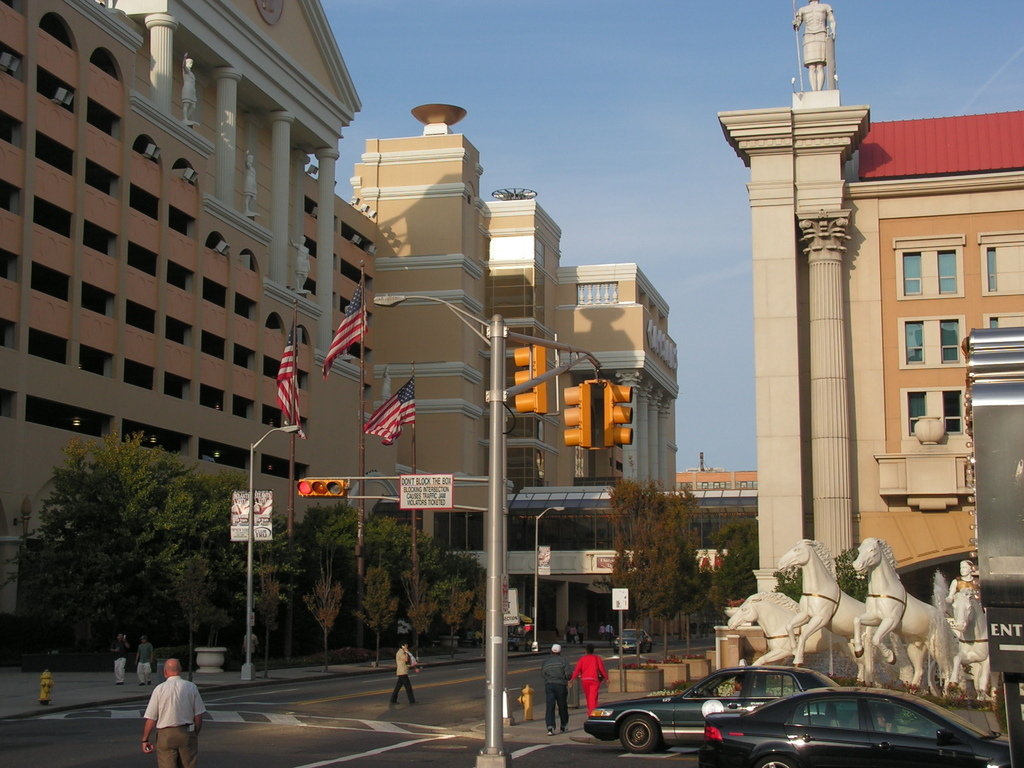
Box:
291 239 310 293
243 151 258 218
181 53 197 124
792 0 836 91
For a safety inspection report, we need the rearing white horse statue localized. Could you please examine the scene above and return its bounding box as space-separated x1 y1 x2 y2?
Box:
777 539 870 676
851 537 953 690
948 588 992 700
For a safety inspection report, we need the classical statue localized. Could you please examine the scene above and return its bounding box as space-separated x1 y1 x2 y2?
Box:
291 239 310 292
243 151 258 217
946 559 980 604
792 0 836 91
181 54 197 124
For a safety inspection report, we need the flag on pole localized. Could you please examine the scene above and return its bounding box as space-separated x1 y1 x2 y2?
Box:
364 377 415 446
322 283 366 379
276 330 305 437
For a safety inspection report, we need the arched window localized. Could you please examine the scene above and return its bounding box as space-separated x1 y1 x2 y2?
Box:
265 313 283 330
88 48 119 79
39 13 73 48
132 135 162 162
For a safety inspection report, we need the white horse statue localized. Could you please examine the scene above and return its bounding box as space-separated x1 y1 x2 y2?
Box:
777 539 872 678
948 589 992 700
852 537 953 690
727 592 863 675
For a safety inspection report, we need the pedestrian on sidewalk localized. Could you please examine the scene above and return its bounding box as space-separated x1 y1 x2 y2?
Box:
111 632 131 685
140 658 206 766
136 634 155 686
541 643 571 735
389 643 417 705
569 644 608 714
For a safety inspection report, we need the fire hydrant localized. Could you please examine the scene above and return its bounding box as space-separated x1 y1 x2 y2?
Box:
518 684 534 721
39 670 53 705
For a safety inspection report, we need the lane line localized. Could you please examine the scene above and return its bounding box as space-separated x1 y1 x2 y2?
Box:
294 666 534 706
291 734 455 767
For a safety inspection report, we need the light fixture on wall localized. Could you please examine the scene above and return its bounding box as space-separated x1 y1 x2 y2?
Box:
0 52 20 74
52 86 73 107
142 143 160 161
213 239 230 255
350 234 363 246
309 204 318 218
366 243 377 255
181 167 198 184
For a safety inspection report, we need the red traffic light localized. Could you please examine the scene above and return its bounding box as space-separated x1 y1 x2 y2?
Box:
297 478 350 497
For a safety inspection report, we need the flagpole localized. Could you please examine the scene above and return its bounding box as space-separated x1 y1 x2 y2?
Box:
284 295 299 660
410 362 419 656
356 264 366 649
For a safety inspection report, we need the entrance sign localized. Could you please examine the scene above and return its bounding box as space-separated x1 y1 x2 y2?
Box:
399 474 454 510
612 588 629 611
231 490 273 542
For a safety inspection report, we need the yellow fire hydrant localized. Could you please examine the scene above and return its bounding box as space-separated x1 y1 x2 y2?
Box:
39 669 53 705
518 684 534 721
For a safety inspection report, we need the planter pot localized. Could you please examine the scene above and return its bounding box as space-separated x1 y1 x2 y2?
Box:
914 416 946 445
194 647 227 674
685 657 711 678
652 663 690 686
607 668 664 693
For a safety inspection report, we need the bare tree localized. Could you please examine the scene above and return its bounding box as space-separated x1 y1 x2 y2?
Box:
256 564 282 678
356 566 398 667
303 576 343 672
172 553 213 681
438 578 474 659
403 571 436 657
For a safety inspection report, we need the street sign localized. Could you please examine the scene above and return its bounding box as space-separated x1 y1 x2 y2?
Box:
399 474 454 510
612 588 629 611
231 490 273 542
504 587 520 626
986 607 1024 672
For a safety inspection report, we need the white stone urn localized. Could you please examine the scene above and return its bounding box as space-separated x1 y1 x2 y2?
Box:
914 416 946 445
194 646 227 674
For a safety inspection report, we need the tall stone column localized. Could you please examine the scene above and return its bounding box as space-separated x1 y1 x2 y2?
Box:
144 14 177 114
647 391 662 483
799 210 853 555
213 68 241 204
315 146 339 350
269 112 294 285
635 382 650 481
617 372 641 479
658 402 673 487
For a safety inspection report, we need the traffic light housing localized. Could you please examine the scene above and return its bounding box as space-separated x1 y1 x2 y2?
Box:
297 478 350 497
564 380 603 448
603 383 634 446
512 345 549 414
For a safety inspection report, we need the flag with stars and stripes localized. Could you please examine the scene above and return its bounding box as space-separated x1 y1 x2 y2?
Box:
363 377 415 446
322 283 367 379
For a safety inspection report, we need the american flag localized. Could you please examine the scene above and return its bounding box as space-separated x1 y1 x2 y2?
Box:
322 283 367 379
276 330 305 436
364 377 415 446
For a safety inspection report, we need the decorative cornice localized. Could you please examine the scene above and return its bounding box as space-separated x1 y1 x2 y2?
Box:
68 0 144 51
357 183 469 201
129 93 215 157
375 253 485 280
371 361 484 386
262 279 322 319
359 148 469 166
202 195 273 244
848 169 1024 200
797 209 851 260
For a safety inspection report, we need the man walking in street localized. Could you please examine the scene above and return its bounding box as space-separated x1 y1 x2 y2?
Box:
136 634 155 686
389 642 417 705
140 658 206 767
111 632 130 685
541 643 571 735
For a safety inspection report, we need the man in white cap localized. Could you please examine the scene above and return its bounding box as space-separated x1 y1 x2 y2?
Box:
540 643 571 735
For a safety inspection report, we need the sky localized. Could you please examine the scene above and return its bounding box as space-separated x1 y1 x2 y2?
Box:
321 1 1024 472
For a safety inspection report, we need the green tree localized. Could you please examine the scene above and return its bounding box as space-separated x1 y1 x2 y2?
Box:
357 566 398 666
610 480 700 658
172 553 214 681
708 519 759 614
436 578 474 658
774 545 867 603
402 570 435 657
256 564 282 678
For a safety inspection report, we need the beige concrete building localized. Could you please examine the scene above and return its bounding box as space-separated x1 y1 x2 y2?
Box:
720 89 1024 590
0 1 677 613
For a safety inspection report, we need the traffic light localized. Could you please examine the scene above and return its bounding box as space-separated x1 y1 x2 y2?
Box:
603 383 634 446
564 380 603 448
296 478 350 497
512 345 549 414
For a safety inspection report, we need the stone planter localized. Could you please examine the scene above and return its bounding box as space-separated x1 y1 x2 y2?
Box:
194 646 227 674
914 416 946 445
651 663 690 686
607 668 664 693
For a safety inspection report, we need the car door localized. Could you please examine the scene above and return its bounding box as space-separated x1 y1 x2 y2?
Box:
864 700 974 768
674 671 748 738
784 695 874 768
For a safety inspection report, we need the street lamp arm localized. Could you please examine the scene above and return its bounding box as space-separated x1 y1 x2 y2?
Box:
374 294 489 344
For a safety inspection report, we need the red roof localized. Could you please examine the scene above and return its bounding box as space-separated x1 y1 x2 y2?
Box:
859 111 1024 180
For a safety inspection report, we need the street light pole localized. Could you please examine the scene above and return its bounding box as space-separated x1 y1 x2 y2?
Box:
242 423 299 681
532 506 564 653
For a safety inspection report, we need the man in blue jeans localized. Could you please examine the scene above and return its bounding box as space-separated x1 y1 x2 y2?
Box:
541 643 571 735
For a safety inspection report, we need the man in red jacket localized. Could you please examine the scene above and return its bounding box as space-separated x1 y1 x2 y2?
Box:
569 644 608 714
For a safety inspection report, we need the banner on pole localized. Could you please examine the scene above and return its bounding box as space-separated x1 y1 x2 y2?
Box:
538 546 551 576
231 490 274 542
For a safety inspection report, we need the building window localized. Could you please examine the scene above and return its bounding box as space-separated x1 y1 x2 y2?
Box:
940 320 959 363
895 236 964 299
577 282 618 305
937 250 957 294
28 328 66 363
906 390 963 436
78 345 112 376
988 314 1024 329
905 321 923 364
943 390 963 434
907 391 926 435
980 233 1024 295
902 253 921 296
987 247 998 293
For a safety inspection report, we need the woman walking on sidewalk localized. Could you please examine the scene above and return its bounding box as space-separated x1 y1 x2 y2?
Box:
569 644 608 714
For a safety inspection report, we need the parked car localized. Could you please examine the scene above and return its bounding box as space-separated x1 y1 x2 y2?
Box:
614 628 653 654
584 665 836 754
699 687 1010 768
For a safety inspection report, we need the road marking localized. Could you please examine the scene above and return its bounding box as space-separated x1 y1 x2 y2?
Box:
511 744 554 757
291 734 456 767
212 687 302 700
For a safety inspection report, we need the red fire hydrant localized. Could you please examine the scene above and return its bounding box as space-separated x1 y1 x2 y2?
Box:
39 669 53 705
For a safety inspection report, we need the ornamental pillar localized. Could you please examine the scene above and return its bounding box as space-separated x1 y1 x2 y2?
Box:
315 146 339 350
213 67 241 203
144 14 177 113
269 111 294 285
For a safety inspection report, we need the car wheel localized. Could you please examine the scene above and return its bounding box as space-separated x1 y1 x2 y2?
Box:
753 756 798 768
619 714 662 754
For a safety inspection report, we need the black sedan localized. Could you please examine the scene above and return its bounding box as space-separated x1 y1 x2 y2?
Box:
700 687 1010 768
584 666 836 754
614 628 653 654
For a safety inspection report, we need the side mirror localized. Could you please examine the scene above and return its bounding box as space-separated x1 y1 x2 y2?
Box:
936 729 959 746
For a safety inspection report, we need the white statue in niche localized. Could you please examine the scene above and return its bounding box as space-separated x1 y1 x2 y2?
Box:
243 151 258 218
793 0 836 91
291 239 310 292
181 54 197 124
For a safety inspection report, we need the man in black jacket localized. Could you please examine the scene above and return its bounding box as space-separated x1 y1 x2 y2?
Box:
540 643 571 735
